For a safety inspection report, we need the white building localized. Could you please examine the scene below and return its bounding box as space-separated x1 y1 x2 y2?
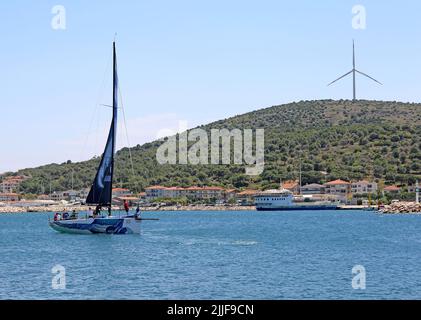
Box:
0 176 25 193
324 180 350 203
145 186 226 202
0 193 19 202
49 192 65 201
301 184 325 195
350 181 378 194
145 186 168 201
112 188 132 198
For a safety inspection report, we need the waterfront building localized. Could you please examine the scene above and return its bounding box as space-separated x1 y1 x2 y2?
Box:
112 188 132 198
49 192 65 201
138 192 147 202
145 186 168 201
0 193 19 202
350 180 378 195
301 183 325 195
78 188 90 199
236 190 259 205
0 176 25 193
145 185 226 202
144 185 227 202
283 180 300 194
199 187 225 200
113 195 139 206
164 187 187 199
47 190 80 202
384 185 401 195
324 180 350 202
62 190 79 201
225 189 238 202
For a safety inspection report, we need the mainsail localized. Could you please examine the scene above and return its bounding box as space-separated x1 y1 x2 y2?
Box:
86 42 118 206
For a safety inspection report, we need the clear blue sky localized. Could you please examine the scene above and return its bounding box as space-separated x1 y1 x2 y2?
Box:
1 0 421 172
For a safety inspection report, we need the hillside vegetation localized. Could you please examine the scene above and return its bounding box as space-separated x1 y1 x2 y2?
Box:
4 100 421 194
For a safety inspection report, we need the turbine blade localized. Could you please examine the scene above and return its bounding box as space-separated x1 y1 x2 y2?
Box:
355 70 383 85
327 70 353 86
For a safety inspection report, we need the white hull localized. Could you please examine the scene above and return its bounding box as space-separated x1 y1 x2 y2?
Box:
255 188 338 211
49 216 141 235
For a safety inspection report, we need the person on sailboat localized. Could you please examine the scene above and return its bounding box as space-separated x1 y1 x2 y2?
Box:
134 205 141 220
88 207 94 219
70 210 77 220
124 200 130 214
94 205 101 217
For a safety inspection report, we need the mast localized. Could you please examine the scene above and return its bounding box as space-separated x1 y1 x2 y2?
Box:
109 41 118 210
85 41 118 208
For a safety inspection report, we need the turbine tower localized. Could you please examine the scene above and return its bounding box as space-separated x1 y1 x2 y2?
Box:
328 40 382 102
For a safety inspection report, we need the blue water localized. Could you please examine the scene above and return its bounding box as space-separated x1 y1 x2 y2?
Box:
0 210 420 300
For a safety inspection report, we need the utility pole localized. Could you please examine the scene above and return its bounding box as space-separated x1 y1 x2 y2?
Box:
299 159 302 195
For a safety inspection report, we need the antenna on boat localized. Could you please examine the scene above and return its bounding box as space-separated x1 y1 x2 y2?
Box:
327 40 382 102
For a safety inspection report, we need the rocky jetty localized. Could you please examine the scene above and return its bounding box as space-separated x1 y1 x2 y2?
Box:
0 206 26 213
379 202 421 214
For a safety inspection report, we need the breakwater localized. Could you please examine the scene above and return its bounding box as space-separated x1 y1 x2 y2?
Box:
379 202 421 214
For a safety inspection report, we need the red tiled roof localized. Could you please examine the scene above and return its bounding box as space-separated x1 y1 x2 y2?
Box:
112 188 130 192
283 180 299 189
115 196 139 201
165 187 185 191
145 186 167 190
202 187 224 191
325 179 350 186
384 186 401 191
237 190 258 196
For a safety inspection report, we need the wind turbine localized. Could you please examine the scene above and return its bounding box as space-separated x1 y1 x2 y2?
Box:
328 40 382 102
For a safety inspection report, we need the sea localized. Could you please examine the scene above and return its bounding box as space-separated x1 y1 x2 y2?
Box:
0 210 420 300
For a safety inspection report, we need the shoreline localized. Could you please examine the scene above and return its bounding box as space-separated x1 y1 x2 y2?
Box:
0 205 256 214
1 203 420 214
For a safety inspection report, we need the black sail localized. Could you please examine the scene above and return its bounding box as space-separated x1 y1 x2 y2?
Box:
86 42 118 206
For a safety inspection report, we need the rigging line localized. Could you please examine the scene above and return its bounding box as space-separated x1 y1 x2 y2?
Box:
118 82 136 182
79 48 113 163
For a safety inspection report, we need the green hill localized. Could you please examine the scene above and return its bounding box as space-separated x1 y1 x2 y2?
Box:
5 100 421 194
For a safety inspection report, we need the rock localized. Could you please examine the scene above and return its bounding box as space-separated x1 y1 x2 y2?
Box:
380 202 421 214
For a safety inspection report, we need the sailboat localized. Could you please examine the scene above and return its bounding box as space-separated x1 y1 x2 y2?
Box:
49 41 142 234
